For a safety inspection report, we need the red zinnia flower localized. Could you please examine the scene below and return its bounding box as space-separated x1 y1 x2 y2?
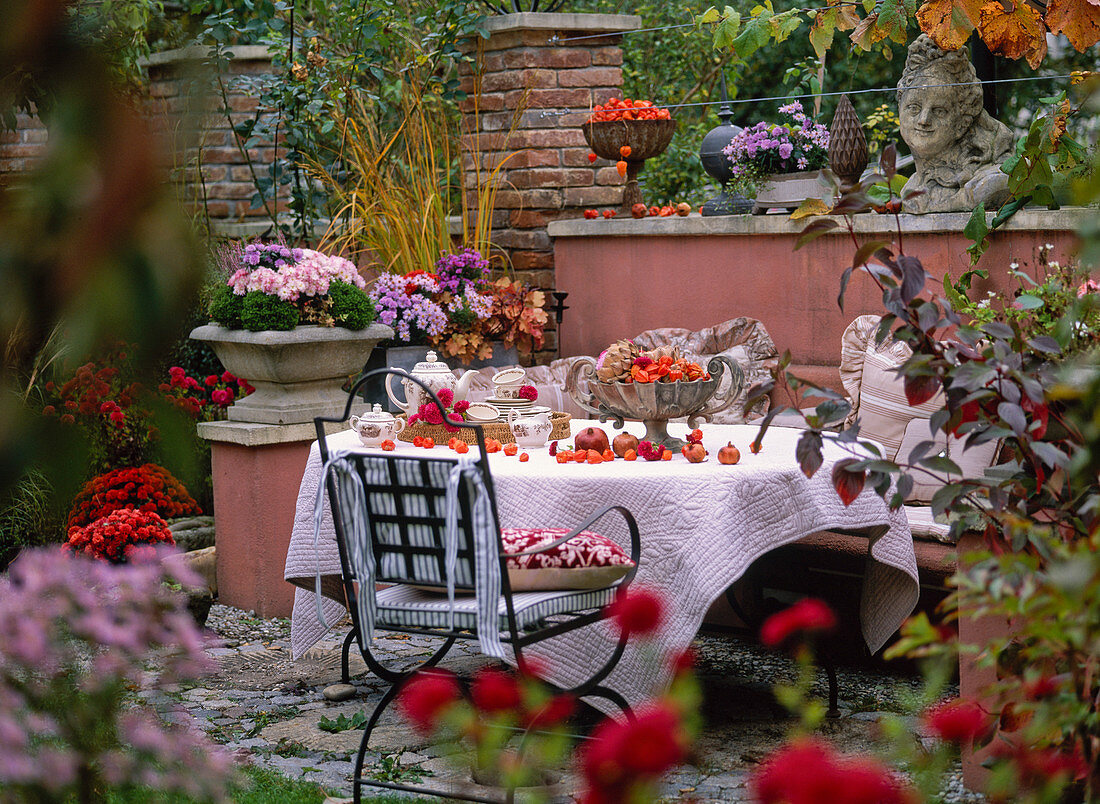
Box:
397 669 461 734
470 667 521 714
760 598 837 648
924 698 991 745
605 588 665 637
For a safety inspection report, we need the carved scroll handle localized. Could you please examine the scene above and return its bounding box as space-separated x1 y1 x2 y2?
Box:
564 357 606 421
686 355 744 429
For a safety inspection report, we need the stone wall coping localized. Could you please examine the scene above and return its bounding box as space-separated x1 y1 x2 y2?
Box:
197 419 345 447
142 44 270 67
478 12 641 34
548 208 1097 238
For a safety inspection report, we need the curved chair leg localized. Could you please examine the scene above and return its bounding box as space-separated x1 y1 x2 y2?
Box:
360 635 457 684
353 682 402 804
822 657 840 718
585 685 634 722
341 629 355 684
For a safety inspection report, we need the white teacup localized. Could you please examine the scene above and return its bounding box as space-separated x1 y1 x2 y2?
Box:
492 367 526 399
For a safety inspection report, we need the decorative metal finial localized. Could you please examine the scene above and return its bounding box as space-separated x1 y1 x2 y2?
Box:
698 70 753 216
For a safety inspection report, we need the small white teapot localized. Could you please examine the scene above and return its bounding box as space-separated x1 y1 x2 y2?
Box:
385 351 478 416
350 404 406 447
507 409 552 448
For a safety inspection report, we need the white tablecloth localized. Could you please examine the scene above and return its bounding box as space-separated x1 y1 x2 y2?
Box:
284 421 918 707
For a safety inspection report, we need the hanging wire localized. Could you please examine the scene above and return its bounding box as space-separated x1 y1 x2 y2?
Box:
546 4 866 44
548 22 696 44
536 73 1082 119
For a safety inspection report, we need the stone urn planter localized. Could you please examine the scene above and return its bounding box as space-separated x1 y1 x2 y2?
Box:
189 323 393 424
752 170 831 214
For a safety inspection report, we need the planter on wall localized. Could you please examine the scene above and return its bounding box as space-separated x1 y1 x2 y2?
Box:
752 170 830 214
189 323 393 425
364 342 521 412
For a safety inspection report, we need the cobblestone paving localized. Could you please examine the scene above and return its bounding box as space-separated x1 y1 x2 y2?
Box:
169 604 983 803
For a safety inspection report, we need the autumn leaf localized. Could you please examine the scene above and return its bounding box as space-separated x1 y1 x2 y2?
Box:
904 373 941 406
790 198 832 219
979 0 1047 67
916 0 984 49
832 458 866 506
850 11 885 49
1045 0 1100 52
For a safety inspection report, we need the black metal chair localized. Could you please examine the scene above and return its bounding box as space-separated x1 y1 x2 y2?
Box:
313 369 641 803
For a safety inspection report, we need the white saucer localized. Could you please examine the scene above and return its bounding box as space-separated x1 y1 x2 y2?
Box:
487 397 533 407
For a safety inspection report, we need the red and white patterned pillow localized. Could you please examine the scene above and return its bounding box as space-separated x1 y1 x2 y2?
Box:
500 527 634 591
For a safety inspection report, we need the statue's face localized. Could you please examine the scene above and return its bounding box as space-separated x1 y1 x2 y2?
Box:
899 82 961 160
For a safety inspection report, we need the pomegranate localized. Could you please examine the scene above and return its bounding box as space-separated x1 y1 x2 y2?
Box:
574 427 610 454
717 442 741 465
631 203 648 219
612 432 640 457
681 443 707 463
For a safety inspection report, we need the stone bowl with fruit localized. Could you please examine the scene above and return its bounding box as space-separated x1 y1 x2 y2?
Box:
582 97 676 214
565 340 743 449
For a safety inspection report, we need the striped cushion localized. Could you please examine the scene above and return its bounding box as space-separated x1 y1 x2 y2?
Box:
855 340 943 460
905 505 953 544
374 584 618 631
897 418 1000 504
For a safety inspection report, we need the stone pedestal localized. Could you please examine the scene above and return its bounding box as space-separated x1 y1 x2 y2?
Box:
198 419 344 618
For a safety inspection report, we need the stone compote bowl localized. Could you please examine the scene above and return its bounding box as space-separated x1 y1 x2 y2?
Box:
581 118 676 214
565 355 743 449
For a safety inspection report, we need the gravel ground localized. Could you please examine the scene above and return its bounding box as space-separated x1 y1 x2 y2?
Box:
162 603 985 803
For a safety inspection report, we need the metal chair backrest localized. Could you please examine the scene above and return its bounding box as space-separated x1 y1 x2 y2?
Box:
314 368 502 594
332 452 483 589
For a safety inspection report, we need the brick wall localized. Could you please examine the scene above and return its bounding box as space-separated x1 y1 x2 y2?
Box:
458 13 640 361
0 112 48 189
144 45 288 232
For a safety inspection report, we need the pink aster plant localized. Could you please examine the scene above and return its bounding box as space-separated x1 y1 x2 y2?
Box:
723 100 830 197
0 548 235 801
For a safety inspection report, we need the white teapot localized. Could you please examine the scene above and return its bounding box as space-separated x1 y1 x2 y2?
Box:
350 404 406 447
507 409 552 448
385 351 478 416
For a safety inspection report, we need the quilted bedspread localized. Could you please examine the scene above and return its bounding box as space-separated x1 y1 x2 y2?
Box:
285 422 919 708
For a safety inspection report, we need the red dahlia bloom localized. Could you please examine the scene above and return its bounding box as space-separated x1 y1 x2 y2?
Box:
605 588 665 637
470 667 521 713
760 598 837 648
924 698 991 745
397 669 461 734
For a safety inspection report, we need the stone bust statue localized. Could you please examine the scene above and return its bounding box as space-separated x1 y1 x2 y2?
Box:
897 35 1015 214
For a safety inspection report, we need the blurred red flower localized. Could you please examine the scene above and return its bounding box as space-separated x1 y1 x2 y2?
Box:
470 667 521 714
760 598 837 648
606 588 665 637
580 701 689 800
397 669 461 734
924 698 991 745
752 737 912 804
